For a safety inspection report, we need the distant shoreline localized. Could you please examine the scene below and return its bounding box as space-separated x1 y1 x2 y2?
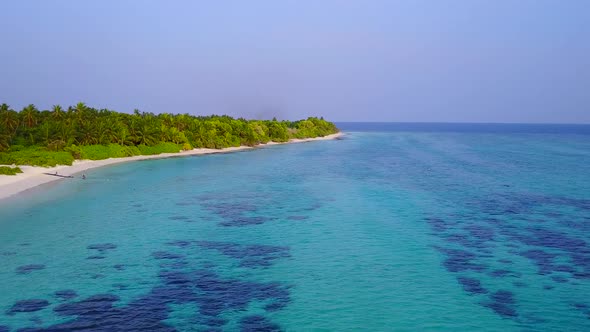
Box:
0 132 343 201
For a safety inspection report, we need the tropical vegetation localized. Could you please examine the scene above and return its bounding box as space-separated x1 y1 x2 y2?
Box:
0 166 23 175
0 102 339 167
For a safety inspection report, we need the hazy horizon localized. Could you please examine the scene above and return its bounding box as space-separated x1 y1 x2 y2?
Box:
1 1 588 123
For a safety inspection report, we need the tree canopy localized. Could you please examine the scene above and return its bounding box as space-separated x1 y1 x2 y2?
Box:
0 103 339 166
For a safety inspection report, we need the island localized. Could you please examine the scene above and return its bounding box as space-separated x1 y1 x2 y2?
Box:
0 102 341 199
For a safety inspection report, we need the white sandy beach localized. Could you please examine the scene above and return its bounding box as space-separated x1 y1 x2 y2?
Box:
0 132 343 200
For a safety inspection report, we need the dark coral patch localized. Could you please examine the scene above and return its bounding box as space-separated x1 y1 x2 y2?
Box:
54 290 78 301
438 248 486 273
446 233 489 249
191 269 290 317
112 283 128 290
7 299 50 314
483 290 518 318
168 216 190 221
166 240 193 248
457 277 487 294
554 265 576 273
240 315 282 332
152 251 184 260
53 294 120 317
197 192 295 227
87 243 117 256
202 201 258 218
24 292 176 331
159 261 189 269
16 264 45 275
287 215 309 221
483 301 518 318
87 255 106 260
196 316 227 327
425 217 448 233
571 254 590 271
465 225 495 242
197 241 290 268
15 239 291 331
517 228 587 254
551 275 568 283
220 216 277 227
520 250 557 275
572 271 590 279
265 299 290 312
303 203 322 211
489 269 518 278
87 243 117 252
491 290 515 304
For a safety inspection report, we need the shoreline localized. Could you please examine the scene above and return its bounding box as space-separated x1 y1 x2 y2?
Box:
0 132 343 201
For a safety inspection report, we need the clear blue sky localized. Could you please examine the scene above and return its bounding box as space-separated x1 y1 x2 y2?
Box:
0 0 588 123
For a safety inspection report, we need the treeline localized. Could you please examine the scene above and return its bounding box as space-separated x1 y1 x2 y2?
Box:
0 102 339 167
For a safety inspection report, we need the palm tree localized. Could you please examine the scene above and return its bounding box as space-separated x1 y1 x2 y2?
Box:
0 133 10 152
137 124 157 145
0 104 19 135
75 102 87 113
38 121 53 147
130 116 157 145
0 103 9 114
21 104 39 128
73 102 87 123
77 122 98 145
113 125 132 146
57 121 75 146
51 105 65 120
160 113 174 127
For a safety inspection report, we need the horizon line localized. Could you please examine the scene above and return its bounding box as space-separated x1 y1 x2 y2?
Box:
332 121 590 126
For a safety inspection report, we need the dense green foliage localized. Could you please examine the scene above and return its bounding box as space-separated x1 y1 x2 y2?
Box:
0 148 75 167
68 144 140 160
0 102 338 166
0 166 22 175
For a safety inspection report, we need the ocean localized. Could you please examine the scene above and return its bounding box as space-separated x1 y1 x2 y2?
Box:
0 123 589 331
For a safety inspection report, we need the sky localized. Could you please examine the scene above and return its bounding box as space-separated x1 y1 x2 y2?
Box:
0 0 588 123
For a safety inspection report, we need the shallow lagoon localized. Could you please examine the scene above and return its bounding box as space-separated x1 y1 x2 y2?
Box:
1 124 590 331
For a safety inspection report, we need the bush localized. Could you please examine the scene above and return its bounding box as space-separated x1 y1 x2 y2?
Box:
267 122 290 142
0 166 23 175
0 149 74 167
77 144 140 160
65 145 81 159
288 117 339 139
8 145 26 152
137 142 182 155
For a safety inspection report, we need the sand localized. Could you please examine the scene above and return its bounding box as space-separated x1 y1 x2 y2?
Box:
0 132 343 200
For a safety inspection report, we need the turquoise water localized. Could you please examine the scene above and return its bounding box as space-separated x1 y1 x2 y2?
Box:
1 124 590 331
